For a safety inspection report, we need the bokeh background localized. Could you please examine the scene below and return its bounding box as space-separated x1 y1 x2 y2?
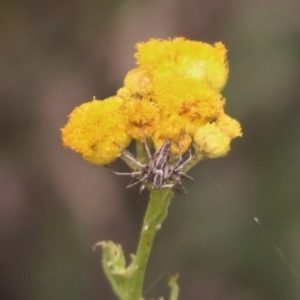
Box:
1 1 300 299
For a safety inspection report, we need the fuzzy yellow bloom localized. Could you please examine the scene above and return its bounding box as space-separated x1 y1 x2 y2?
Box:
194 123 231 158
135 38 228 91
123 68 153 97
194 113 242 158
61 97 131 165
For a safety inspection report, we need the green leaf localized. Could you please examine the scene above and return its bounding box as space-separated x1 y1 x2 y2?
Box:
94 241 133 299
168 274 180 300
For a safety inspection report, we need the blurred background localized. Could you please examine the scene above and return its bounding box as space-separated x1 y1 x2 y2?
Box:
1 0 300 299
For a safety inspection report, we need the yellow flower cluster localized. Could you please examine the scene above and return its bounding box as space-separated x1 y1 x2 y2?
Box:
61 97 131 164
61 38 242 165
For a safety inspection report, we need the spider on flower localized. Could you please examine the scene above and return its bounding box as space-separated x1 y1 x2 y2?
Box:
111 138 193 194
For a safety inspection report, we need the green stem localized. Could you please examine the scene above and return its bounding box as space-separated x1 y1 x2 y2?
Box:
128 188 174 300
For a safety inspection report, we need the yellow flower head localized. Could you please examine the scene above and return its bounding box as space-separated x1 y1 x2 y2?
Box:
135 38 228 90
61 97 131 165
123 68 153 97
194 123 231 158
194 113 242 159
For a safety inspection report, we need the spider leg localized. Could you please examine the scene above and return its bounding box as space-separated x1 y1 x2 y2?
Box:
174 147 193 171
143 135 152 160
126 174 149 188
121 150 145 168
173 133 185 168
111 170 142 177
173 186 187 195
111 168 149 189
114 142 145 168
170 134 191 171
177 171 194 181
175 182 188 194
171 177 188 194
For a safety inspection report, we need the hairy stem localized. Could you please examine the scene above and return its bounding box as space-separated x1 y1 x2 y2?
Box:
128 188 174 300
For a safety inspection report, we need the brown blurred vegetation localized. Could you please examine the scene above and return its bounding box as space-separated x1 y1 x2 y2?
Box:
1 1 300 299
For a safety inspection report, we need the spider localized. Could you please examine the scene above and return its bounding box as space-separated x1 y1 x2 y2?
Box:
111 138 193 193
